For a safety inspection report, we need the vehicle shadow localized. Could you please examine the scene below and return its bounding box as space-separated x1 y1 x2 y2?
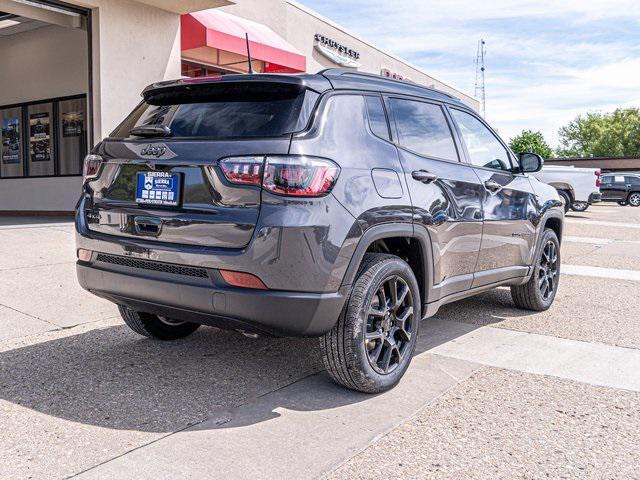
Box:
0 215 73 227
0 289 529 434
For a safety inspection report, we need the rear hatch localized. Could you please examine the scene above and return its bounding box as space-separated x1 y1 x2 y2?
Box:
84 79 321 248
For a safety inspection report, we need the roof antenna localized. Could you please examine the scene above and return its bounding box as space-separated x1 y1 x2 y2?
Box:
245 33 255 74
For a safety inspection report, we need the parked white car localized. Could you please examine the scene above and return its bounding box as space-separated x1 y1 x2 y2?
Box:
533 165 601 212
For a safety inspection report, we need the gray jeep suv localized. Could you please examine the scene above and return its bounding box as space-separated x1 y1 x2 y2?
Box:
76 69 563 393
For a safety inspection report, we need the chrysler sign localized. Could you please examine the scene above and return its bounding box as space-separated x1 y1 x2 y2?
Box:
314 34 361 68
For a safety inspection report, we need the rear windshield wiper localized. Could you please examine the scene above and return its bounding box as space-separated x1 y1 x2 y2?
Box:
129 125 172 138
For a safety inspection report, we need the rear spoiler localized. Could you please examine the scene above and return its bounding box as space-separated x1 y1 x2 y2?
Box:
142 74 332 100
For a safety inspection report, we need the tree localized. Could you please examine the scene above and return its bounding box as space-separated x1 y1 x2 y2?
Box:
509 130 553 158
556 108 640 158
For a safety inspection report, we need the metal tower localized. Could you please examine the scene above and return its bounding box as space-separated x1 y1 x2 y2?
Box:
474 39 486 118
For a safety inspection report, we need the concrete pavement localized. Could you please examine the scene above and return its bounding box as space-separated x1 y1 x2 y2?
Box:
0 203 639 479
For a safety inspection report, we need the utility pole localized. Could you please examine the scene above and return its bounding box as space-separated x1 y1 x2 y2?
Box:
474 39 486 118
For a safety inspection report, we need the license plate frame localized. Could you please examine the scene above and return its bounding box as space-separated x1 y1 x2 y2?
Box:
135 171 182 207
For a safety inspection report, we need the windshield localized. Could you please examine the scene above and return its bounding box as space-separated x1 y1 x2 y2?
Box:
110 82 318 140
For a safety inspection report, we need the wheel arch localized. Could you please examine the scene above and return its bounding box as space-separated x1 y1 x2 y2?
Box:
543 213 563 244
341 223 434 306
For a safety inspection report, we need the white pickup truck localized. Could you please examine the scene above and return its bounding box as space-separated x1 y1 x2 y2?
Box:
533 165 602 212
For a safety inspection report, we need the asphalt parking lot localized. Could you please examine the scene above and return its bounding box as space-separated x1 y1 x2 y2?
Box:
1 203 639 479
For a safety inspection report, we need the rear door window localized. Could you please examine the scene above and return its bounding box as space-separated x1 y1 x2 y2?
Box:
388 98 458 161
110 83 318 140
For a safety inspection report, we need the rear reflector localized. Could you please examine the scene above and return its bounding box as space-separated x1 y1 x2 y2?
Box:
77 249 92 262
595 170 601 188
219 270 267 290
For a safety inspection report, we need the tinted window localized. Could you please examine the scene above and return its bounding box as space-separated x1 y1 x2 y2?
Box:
451 109 512 171
389 98 457 161
111 83 317 139
365 96 390 140
627 176 640 185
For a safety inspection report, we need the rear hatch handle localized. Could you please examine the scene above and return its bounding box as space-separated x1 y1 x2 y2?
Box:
134 216 163 237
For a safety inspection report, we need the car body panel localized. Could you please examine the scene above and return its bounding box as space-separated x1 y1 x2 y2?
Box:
75 69 563 337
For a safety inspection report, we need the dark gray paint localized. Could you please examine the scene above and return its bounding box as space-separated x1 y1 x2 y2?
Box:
76 69 563 336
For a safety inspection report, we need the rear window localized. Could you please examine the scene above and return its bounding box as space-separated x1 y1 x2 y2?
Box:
110 83 318 139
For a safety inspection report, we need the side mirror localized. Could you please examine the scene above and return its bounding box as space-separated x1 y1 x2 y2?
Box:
518 152 543 173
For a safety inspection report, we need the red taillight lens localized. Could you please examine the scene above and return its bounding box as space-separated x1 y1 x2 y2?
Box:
595 170 601 188
263 156 339 197
219 270 267 290
83 154 103 181
219 157 264 186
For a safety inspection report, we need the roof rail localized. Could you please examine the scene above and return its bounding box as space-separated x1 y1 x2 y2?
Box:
319 68 456 100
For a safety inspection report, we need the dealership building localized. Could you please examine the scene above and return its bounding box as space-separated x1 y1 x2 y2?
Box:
0 0 478 213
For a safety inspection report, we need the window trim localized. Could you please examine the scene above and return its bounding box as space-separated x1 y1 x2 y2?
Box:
385 95 462 164
447 106 520 175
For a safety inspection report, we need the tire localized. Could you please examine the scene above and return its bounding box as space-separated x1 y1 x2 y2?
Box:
628 192 640 207
320 253 421 393
511 229 560 311
118 305 200 340
618 201 628 206
570 202 589 212
557 190 571 213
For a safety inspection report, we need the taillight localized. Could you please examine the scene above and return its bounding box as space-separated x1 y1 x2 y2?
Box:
218 155 340 198
595 170 601 188
263 156 339 197
219 156 264 186
83 154 103 181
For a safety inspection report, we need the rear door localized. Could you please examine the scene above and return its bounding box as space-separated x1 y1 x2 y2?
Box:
386 97 484 299
448 107 536 286
84 82 317 248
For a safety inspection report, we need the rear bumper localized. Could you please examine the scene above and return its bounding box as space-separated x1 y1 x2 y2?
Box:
77 261 348 337
589 192 602 204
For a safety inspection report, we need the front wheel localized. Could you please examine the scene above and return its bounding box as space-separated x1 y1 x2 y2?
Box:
628 192 640 207
511 229 560 311
320 253 421 393
570 202 589 212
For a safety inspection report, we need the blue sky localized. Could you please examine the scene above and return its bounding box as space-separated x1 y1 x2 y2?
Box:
299 0 640 148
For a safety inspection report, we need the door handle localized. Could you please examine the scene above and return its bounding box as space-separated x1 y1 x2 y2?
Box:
412 170 438 184
484 180 503 193
134 216 162 237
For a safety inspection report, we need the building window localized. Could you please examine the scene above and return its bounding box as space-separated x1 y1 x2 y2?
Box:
0 94 87 179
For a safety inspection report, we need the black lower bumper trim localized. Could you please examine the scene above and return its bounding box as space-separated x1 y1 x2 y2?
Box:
77 263 347 337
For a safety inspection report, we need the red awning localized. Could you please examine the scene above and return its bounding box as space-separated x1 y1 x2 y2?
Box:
181 10 306 74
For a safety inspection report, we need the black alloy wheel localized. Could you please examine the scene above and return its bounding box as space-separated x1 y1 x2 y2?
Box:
365 276 414 375
511 228 561 311
538 240 559 301
320 253 421 393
